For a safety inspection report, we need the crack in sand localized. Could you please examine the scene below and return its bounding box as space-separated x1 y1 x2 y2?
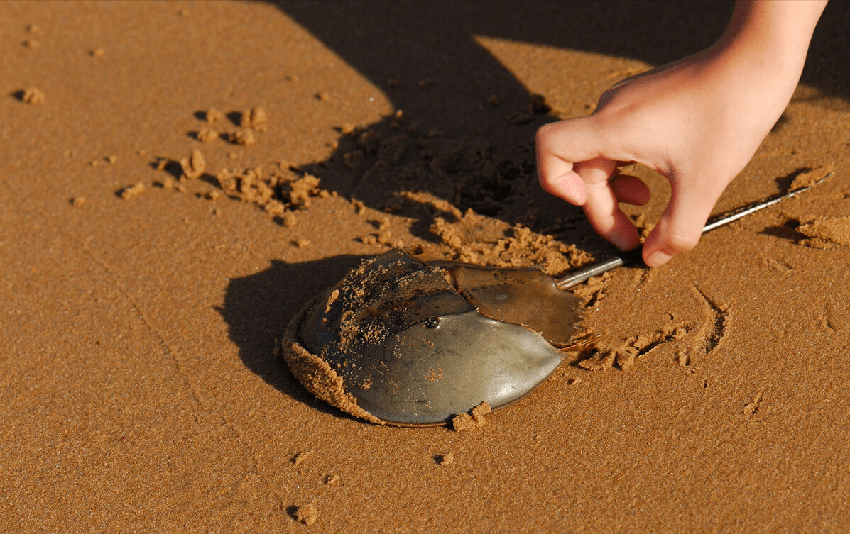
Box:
58 224 207 408
24 198 272 505
690 285 729 359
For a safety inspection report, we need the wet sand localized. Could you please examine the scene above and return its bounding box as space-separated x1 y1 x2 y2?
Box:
1 1 849 531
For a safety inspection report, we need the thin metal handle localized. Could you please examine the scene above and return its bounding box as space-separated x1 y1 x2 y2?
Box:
556 172 833 290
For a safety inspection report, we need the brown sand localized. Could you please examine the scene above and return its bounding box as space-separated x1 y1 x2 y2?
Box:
452 401 493 432
797 216 850 247
2 1 850 532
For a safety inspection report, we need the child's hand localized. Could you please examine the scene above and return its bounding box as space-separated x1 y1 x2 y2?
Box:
535 0 827 267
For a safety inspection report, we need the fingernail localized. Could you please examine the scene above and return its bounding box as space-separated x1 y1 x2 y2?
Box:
610 232 635 251
645 250 672 267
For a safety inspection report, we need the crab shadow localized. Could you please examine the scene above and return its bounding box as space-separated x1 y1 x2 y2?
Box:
218 254 365 413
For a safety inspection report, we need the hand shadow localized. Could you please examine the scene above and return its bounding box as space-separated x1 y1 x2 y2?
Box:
263 1 726 247
263 1 849 249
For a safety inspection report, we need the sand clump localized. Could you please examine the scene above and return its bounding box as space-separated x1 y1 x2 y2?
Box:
119 182 145 200
228 129 256 145
205 108 224 123
156 176 187 194
570 272 613 307
288 174 322 208
294 504 318 526
291 451 313 467
180 150 206 180
196 128 219 142
790 164 834 189
20 87 44 104
429 212 592 276
743 390 765 417
436 453 455 466
797 216 850 248
212 165 326 222
452 401 491 432
360 216 394 246
240 107 267 131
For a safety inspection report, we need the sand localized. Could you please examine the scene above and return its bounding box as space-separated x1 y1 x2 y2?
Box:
2 1 850 532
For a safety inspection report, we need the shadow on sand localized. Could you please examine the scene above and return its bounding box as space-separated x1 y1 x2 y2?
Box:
219 255 364 407
222 0 849 401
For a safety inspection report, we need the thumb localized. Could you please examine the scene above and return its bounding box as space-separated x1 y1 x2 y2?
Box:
642 177 722 267
535 117 611 206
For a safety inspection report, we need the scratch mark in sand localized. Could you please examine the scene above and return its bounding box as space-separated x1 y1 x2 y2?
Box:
742 389 765 418
690 285 730 359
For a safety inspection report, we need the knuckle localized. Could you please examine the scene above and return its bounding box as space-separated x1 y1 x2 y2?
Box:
664 232 700 254
535 123 556 146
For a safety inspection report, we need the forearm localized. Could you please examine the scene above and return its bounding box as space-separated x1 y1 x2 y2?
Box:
680 0 828 150
717 0 827 78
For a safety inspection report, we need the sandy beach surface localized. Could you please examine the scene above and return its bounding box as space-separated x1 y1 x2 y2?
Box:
2 1 849 531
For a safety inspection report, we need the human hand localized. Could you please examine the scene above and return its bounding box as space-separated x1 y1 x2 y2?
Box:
536 0 826 267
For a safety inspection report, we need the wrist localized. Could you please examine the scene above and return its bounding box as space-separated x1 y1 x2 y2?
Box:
717 0 826 76
694 1 826 124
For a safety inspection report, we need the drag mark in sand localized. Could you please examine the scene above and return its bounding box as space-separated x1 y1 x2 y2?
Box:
577 323 689 372
817 298 840 335
0 181 274 500
742 389 765 419
761 254 793 274
690 285 730 359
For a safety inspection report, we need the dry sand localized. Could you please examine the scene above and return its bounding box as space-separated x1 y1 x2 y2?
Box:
1 1 849 532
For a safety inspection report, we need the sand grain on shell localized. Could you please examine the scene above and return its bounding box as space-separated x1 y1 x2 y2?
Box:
281 297 383 425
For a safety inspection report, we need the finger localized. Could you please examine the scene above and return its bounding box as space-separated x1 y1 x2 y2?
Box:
537 167 587 206
579 159 641 251
609 174 651 206
535 118 611 206
642 177 721 267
